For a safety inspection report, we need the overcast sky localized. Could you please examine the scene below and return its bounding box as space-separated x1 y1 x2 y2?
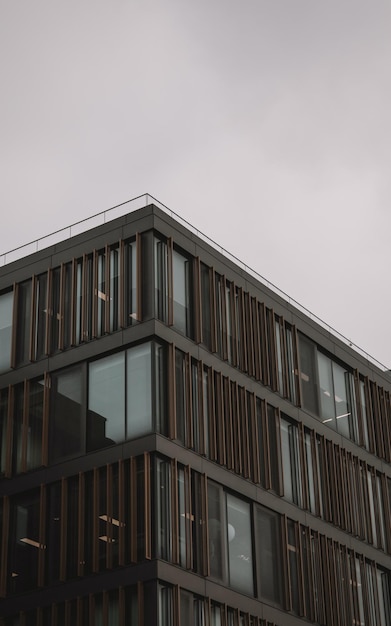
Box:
1 0 391 367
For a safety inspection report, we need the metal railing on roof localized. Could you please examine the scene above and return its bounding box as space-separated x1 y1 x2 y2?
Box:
0 193 388 372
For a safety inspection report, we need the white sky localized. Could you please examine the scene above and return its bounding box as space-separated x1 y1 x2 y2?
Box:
1 0 391 367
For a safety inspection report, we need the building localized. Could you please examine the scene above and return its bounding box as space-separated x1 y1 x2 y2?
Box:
0 196 390 626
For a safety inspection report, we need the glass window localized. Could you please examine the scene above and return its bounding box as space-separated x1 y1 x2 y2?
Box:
191 361 200 452
85 255 93 341
159 584 173 626
26 379 45 471
298 334 318 415
127 343 152 438
12 383 24 475
202 366 210 456
63 262 72 349
0 387 8 475
178 467 186 567
377 568 391 626
173 248 193 337
304 429 316 514
154 237 168 323
46 482 61 583
359 380 370 449
9 491 41 594
214 273 223 357
156 458 172 561
16 280 32 365
75 259 83 344
267 404 280 493
227 494 253 594
175 349 187 444
256 506 283 606
287 520 300 613
110 246 120 332
88 352 125 451
256 398 266 488
281 416 302 507
50 365 84 462
34 272 48 360
225 281 233 364
0 290 13 372
154 342 166 436
275 319 284 394
125 240 137 325
200 263 212 350
50 267 61 353
97 249 106 337
207 482 225 581
285 325 297 404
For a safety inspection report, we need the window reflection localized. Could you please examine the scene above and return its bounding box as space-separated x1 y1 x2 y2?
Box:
50 365 84 462
88 352 125 451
